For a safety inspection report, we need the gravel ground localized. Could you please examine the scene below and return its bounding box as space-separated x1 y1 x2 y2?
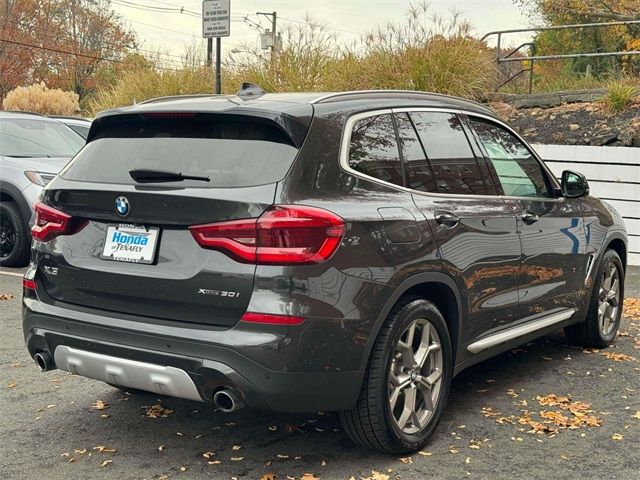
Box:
1 269 639 480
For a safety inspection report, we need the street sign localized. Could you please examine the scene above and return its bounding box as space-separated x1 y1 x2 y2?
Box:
202 0 230 38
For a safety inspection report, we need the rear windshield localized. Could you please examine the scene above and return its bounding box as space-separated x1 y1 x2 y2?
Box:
0 118 85 158
60 116 300 188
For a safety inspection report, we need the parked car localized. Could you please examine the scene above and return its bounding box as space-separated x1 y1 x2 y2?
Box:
0 111 85 266
22 89 627 453
49 116 92 139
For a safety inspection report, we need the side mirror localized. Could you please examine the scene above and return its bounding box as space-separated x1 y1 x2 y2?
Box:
561 170 589 198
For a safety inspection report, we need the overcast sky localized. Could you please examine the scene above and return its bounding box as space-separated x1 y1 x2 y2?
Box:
111 0 533 67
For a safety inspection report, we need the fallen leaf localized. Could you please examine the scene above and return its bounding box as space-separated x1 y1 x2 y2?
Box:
260 474 277 480
144 404 174 418
100 460 112 467
208 460 222 465
0 294 15 300
232 445 242 451
301 474 319 480
600 352 636 362
93 446 116 453
277 454 289 459
230 457 244 461
6 380 17 389
632 411 640 420
91 400 109 411
399 457 412 464
612 433 623 441
180 466 187 471
158 444 165 451
418 450 433 456
202 451 215 459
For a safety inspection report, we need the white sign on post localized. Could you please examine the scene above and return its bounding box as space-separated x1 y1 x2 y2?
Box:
202 0 230 38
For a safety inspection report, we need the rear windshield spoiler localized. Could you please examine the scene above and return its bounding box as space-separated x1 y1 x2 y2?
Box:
87 110 311 148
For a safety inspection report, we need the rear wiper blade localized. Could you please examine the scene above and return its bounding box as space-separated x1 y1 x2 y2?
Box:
129 169 210 183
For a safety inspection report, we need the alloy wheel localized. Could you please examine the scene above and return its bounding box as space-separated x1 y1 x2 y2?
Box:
0 213 17 259
388 318 443 435
598 261 621 337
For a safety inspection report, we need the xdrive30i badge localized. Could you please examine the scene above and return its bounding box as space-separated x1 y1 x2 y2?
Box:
115 196 130 217
197 288 240 298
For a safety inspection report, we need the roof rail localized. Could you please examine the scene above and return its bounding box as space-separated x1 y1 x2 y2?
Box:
310 90 488 109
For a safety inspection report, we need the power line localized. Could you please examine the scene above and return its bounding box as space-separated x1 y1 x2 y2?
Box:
0 36 188 71
0 16 187 62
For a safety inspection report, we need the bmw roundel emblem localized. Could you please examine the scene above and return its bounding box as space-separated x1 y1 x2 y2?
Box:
115 196 130 217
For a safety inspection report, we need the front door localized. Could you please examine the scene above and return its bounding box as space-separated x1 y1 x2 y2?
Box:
468 116 589 321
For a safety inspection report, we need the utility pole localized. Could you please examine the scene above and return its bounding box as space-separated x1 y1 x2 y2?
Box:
257 11 278 63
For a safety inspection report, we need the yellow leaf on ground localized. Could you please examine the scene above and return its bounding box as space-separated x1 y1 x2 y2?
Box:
612 433 624 440
91 400 109 410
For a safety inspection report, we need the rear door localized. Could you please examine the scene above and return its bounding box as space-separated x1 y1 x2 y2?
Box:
37 112 306 327
468 116 589 320
399 110 522 343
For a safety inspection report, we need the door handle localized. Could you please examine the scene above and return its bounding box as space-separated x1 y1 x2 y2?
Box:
435 211 459 228
521 212 539 225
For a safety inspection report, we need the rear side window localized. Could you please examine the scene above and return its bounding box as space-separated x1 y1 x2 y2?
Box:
348 114 404 186
410 112 493 195
60 116 300 188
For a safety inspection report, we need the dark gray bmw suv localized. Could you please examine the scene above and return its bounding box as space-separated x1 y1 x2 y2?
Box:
23 89 627 453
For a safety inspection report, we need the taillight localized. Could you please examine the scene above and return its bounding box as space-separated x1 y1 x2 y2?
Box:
31 201 87 242
189 205 345 265
23 278 36 290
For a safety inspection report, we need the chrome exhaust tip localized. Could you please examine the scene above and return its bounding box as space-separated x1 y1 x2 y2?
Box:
213 388 244 413
34 351 54 372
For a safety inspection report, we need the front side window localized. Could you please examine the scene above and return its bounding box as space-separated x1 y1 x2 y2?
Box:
410 112 493 195
348 114 404 186
470 119 552 198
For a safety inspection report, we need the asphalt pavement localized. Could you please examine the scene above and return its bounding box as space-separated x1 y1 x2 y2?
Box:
1 267 639 480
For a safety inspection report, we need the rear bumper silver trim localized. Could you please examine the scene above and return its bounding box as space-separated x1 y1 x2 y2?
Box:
467 308 576 354
53 346 203 402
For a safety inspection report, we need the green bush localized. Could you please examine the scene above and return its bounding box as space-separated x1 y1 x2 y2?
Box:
603 79 637 113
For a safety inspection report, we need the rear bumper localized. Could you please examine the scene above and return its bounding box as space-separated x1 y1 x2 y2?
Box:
23 300 363 412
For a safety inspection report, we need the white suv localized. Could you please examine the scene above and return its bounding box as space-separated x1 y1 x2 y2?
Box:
0 111 85 266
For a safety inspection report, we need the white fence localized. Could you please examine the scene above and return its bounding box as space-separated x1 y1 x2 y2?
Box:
533 144 639 266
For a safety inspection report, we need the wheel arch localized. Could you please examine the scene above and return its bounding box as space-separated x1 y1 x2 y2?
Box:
0 182 31 225
605 237 627 271
360 273 464 371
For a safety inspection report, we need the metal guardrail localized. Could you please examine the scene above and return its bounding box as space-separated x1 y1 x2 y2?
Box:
482 20 640 94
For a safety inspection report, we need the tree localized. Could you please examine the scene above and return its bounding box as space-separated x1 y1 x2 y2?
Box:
0 0 136 99
515 0 640 76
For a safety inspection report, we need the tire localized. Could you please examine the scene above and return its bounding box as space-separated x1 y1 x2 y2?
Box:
564 249 624 348
0 201 30 267
340 297 452 454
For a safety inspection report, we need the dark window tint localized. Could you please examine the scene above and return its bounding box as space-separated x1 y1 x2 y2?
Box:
348 114 404 186
61 116 300 188
410 112 492 195
470 119 551 198
394 113 436 193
